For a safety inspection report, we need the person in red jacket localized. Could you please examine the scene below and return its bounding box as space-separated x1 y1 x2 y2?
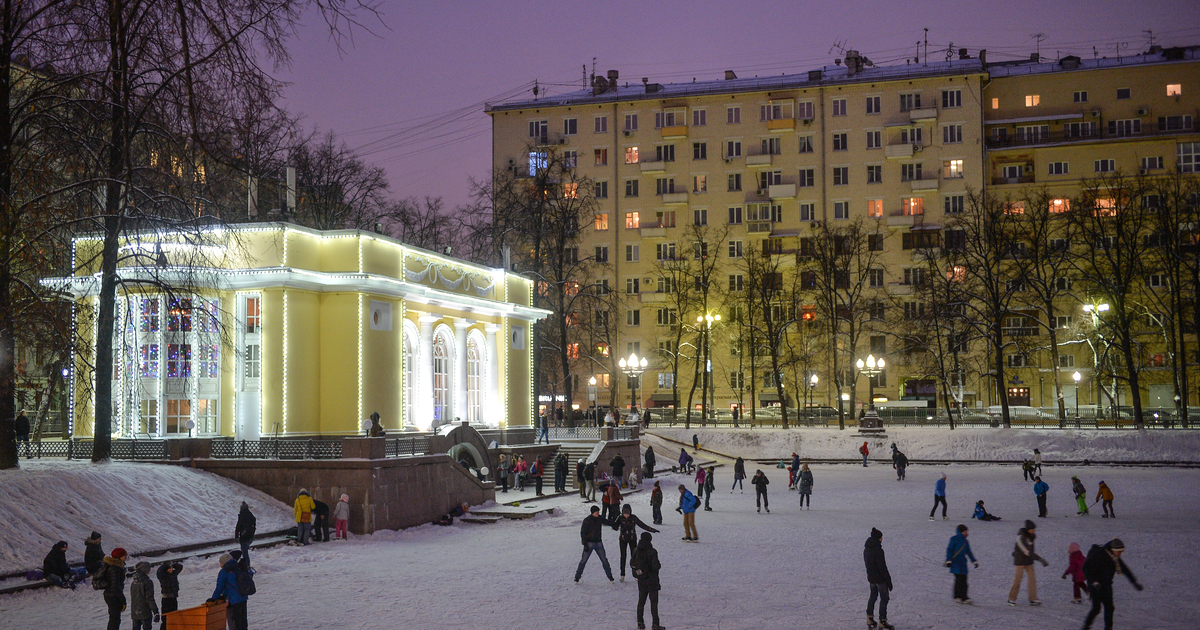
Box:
860 442 870 467
530 456 545 496
1062 542 1087 603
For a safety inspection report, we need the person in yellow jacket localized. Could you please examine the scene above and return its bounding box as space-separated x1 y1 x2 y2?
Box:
1095 481 1115 518
294 489 316 545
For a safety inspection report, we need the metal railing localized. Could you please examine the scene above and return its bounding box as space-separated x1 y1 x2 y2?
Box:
19 439 170 460
385 436 429 457
547 426 601 441
209 439 342 460
613 427 635 441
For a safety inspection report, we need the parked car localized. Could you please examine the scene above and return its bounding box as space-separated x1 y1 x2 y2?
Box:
984 405 1057 425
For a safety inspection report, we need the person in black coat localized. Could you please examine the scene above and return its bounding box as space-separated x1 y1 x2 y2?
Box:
864 528 894 630
155 561 184 630
574 506 615 582
554 453 568 493
15 412 30 457
644 446 656 479
42 541 74 588
576 458 587 498
614 504 659 581
1082 538 1143 630
312 499 331 542
235 502 256 559
751 469 770 513
99 548 128 630
610 453 627 488
84 531 105 575
631 532 664 630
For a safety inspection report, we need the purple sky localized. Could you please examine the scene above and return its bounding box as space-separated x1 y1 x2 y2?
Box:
278 0 1200 210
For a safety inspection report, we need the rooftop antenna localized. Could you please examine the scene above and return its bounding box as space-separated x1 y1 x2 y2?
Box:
1031 33 1045 61
533 79 539 100
1093 46 1098 61
923 28 928 66
828 38 847 56
1106 41 1128 61
945 41 955 62
591 57 597 82
1143 29 1155 49
582 65 586 88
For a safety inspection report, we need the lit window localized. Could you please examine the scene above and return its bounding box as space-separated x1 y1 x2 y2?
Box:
140 298 160 332
594 149 608 166
595 213 609 230
244 297 260 333
942 159 964 179
991 98 999 109
625 147 639 164
167 343 191 378
1005 201 1026 215
1167 84 1182 96
1049 198 1070 213
562 183 578 199
1025 95 1040 107
867 199 883 218
946 266 966 282
625 212 640 229
902 197 924 216
1095 198 1118 216
139 344 159 378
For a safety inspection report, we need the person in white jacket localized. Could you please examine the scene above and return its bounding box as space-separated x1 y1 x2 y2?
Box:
333 494 351 540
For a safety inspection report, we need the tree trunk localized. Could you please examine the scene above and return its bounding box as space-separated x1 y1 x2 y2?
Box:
992 319 1010 429
0 15 17 469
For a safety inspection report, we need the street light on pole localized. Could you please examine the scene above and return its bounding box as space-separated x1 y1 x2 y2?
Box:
808 373 818 425
855 354 885 432
697 313 720 424
1072 371 1082 427
618 353 648 413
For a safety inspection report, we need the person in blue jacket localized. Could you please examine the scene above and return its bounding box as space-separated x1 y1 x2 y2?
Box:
1033 476 1050 517
973 500 1001 521
945 524 979 603
676 484 700 541
929 473 948 521
208 553 248 630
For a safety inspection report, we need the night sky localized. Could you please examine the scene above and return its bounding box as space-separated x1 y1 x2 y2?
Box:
278 0 1200 209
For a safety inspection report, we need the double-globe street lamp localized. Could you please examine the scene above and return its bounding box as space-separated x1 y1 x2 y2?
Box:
856 354 885 428
697 313 721 423
619 353 648 413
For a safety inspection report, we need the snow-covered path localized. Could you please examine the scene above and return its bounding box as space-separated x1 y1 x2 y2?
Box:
4 462 1196 629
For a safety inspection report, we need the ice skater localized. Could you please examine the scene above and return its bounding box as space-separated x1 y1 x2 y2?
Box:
695 466 707 500
615 504 659 582
1073 476 1090 515
1033 448 1043 475
1095 481 1115 518
945 524 978 603
860 441 870 467
752 469 770 513
929 473 948 521
650 480 663 524
1062 542 1087 604
703 466 715 511
1081 538 1143 630
1034 476 1049 517
863 528 894 630
631 533 664 630
891 447 908 481
731 456 746 493
677 484 700 541
574 506 615 583
1008 520 1048 606
973 500 1001 521
798 464 814 509
788 452 800 488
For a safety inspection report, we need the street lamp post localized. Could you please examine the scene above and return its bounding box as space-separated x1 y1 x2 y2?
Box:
1072 371 1082 428
697 313 721 425
808 373 818 425
855 354 885 431
618 353 648 413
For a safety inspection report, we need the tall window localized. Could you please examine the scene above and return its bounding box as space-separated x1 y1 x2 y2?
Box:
432 332 451 422
166 399 191 434
140 298 160 332
138 400 158 435
195 399 218 434
245 297 260 333
404 329 416 426
139 344 160 378
167 298 192 331
167 344 191 378
466 336 482 424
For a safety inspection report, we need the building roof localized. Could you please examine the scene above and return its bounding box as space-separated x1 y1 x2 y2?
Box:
986 45 1198 78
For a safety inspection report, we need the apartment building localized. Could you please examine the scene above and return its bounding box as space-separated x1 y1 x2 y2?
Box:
487 45 1199 417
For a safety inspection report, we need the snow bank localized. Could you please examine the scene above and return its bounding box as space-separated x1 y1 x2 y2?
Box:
650 427 1200 462
0 460 292 572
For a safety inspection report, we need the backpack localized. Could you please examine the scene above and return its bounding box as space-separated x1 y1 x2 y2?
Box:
91 567 109 591
234 561 256 597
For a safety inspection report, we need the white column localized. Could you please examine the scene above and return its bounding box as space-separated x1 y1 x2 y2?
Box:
485 324 502 426
418 315 437 428
454 320 471 422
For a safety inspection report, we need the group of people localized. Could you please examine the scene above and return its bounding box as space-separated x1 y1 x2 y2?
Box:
292 490 352 545
39 504 261 630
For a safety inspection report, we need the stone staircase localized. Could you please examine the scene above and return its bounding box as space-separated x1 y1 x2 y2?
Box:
556 442 601 488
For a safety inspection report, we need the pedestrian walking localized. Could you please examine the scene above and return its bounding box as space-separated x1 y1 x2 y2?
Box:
97 547 128 630
575 458 586 499
1034 476 1049 518
1081 538 1143 630
929 473 948 521
294 489 315 545
538 412 550 444
650 480 664 524
1062 542 1087 604
860 441 870 467
1008 520 1049 606
1033 448 1043 475
703 466 715 511
235 502 256 559
583 460 597 502
610 453 627 488
615 504 659 581
155 561 183 630
678 448 689 473
1073 476 1090 515
945 524 979 603
208 553 249 630
15 411 29 457
788 453 800 489
677 484 700 541
498 454 510 493
313 498 331 542
574 506 615 583
84 531 105 576
692 433 699 452
973 500 1001 521
752 469 770 513
1095 481 1115 518
863 528 894 630
694 466 706 500
631 533 664 630
798 464 814 509
554 452 568 493
129 562 160 630
892 448 908 481
644 446 656 479
531 455 545 496
334 494 351 539
731 456 746 493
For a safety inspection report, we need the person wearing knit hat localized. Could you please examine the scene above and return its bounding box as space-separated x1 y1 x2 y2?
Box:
294 488 316 545
235 502 257 560
1082 539 1142 629
1008 521 1048 606
334 493 351 540
99 548 129 630
1062 542 1087 604
1095 481 1115 518
945 524 978 603
129 561 160 628
863 528 894 629
84 531 106 575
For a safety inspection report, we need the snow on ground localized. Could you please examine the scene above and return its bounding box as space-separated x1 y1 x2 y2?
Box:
0 460 292 573
3 459 1197 629
650 426 1200 463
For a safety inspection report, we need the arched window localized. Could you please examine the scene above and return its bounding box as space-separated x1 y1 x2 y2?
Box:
432 331 451 422
403 326 417 427
466 335 483 423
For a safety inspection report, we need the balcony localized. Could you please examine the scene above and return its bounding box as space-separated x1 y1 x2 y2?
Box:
1003 326 1040 337
887 283 915 295
660 125 688 139
639 292 667 304
991 175 1036 185
639 226 666 238
887 212 915 227
747 222 773 233
908 107 938 122
745 154 773 168
767 118 795 132
661 192 688 205
908 175 939 192
985 122 1196 150
639 160 666 173
885 142 915 159
768 183 797 199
